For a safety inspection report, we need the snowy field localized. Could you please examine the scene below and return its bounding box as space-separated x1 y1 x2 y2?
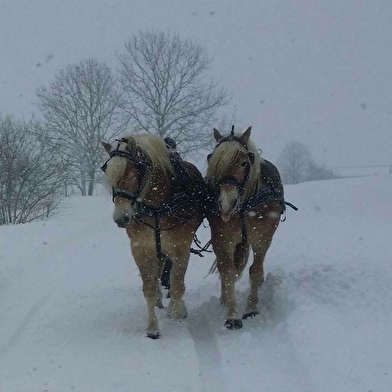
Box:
1 174 391 392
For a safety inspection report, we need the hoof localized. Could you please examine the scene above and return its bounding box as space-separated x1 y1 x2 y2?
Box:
167 300 187 320
146 331 160 339
167 311 187 320
224 318 243 330
155 300 164 309
242 311 259 319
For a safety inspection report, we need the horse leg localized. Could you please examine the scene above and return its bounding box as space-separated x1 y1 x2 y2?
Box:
166 251 189 320
153 258 166 307
132 246 161 338
219 276 227 306
155 280 164 309
243 228 275 319
137 260 161 338
216 254 243 330
242 249 266 319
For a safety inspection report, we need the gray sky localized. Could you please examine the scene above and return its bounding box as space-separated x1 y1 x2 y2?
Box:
1 0 391 169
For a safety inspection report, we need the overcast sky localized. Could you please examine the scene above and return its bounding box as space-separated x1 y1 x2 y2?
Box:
1 0 391 169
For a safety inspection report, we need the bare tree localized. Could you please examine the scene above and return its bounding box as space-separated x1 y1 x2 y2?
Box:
277 141 313 184
0 116 67 225
277 141 337 184
117 30 230 157
307 161 337 182
36 59 124 196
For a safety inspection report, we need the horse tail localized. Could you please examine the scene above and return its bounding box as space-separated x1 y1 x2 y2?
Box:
233 240 250 277
207 241 250 277
208 259 218 275
160 258 172 297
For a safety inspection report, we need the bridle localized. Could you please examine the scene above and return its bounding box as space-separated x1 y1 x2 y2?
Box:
101 140 151 205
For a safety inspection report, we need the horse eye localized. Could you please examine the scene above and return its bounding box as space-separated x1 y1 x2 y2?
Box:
241 161 248 167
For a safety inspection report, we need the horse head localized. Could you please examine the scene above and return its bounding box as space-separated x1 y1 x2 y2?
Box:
206 126 260 222
101 137 149 227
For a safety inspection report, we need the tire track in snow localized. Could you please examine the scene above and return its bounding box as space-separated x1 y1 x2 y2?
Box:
187 299 225 392
0 214 110 363
262 271 320 392
268 272 318 392
0 291 52 360
233 272 317 392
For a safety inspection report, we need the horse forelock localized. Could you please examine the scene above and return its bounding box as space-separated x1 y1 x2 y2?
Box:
105 134 173 187
207 136 262 198
131 134 174 177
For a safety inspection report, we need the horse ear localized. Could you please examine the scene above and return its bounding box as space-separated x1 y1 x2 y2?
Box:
101 141 111 155
213 128 223 142
241 126 252 144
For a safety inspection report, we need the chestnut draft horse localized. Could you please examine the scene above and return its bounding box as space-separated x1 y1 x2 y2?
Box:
206 126 294 330
101 134 205 339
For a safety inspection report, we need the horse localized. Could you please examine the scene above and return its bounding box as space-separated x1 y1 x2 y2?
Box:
101 134 205 339
205 126 287 330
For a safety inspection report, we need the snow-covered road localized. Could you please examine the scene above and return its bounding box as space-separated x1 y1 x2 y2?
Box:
1 176 391 392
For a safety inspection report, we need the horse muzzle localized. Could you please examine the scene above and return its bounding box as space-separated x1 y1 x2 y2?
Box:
114 215 132 228
218 198 238 223
221 213 232 223
113 208 134 228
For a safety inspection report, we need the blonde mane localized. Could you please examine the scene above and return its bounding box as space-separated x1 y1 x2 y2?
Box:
105 134 174 188
206 135 263 199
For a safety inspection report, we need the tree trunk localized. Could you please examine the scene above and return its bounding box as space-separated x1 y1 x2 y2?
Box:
88 169 95 196
80 169 87 196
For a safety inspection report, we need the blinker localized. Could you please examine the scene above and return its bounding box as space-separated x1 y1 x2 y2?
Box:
101 161 108 172
247 152 255 165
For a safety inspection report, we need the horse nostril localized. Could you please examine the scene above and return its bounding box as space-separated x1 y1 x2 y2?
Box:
116 216 130 228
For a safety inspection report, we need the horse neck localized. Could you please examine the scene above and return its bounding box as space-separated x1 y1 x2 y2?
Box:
142 166 170 206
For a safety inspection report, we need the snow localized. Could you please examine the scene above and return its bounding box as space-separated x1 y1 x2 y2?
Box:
1 175 391 391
